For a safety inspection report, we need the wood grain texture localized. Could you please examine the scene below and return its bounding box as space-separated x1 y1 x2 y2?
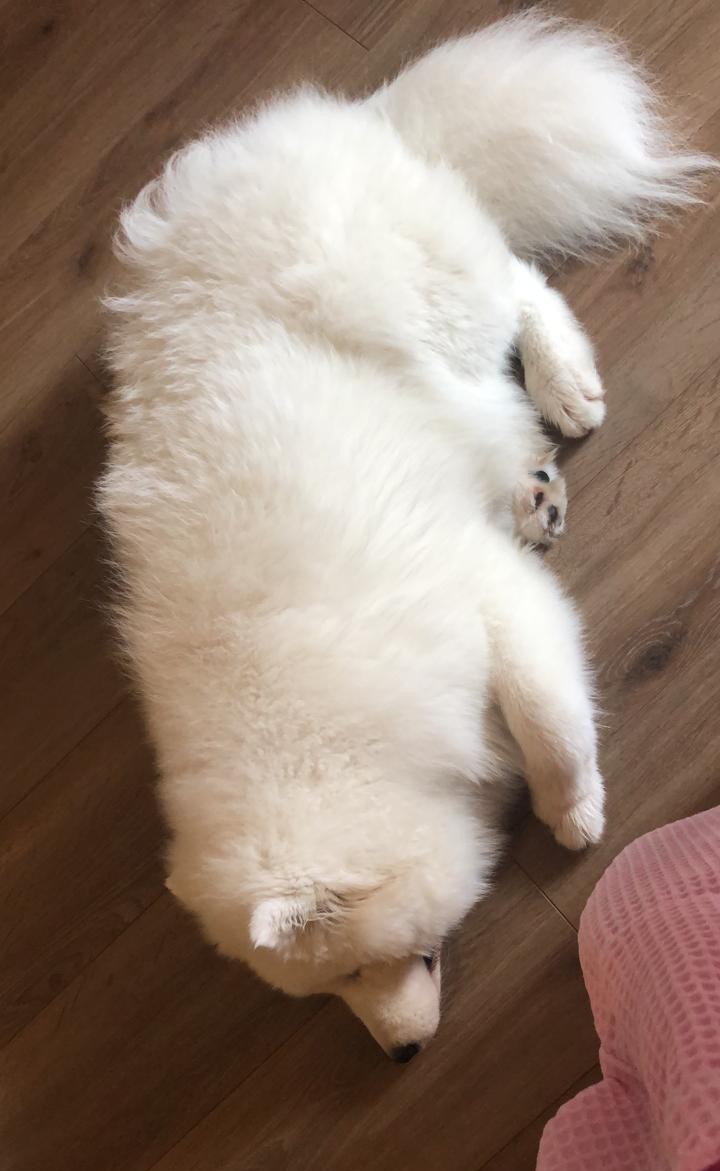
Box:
150 865 598 1171
0 699 162 1045
1 1 718 1170
512 347 720 921
0 894 324 1171
480 1066 601 1171
0 0 366 416
0 357 104 613
310 0 713 59
0 527 125 818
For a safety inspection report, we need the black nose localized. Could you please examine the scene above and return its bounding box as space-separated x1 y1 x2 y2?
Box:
391 1043 421 1064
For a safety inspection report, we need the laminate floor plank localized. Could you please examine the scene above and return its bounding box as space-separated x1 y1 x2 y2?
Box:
0 698 161 1045
0 527 125 819
479 1067 601 1171
310 0 709 60
0 0 366 422
512 349 720 922
0 356 104 614
149 865 598 1171
2 3 718 1169
0 893 324 1171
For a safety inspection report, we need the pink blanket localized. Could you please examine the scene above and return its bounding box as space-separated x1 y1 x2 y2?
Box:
538 807 720 1171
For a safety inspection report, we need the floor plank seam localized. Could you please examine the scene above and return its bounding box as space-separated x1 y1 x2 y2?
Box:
2 6 718 1166
142 999 332 1171
0 351 102 443
75 352 109 390
571 345 720 506
0 881 166 1055
0 510 97 621
300 0 370 51
0 693 128 832
474 1061 601 1171
512 859 579 935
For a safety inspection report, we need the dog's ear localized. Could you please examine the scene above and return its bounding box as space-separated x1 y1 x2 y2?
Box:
249 885 368 949
249 895 317 949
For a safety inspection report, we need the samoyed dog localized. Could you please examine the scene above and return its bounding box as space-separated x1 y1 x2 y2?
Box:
99 16 708 1060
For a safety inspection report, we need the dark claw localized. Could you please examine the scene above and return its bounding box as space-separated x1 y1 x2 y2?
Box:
533 470 550 483
548 504 559 524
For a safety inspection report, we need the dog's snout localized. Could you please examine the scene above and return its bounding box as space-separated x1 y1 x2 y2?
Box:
391 1042 421 1064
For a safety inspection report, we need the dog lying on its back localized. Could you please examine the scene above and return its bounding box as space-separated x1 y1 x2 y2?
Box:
99 15 709 1058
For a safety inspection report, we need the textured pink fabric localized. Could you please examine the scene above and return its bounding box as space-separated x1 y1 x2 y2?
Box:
537 808 720 1171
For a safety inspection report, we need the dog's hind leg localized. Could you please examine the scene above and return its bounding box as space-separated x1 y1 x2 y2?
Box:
512 259 606 438
480 537 605 849
512 465 567 548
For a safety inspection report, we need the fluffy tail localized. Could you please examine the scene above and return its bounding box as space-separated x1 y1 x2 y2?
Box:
371 14 714 258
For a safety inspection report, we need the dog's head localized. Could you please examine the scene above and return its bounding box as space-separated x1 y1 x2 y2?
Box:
165 789 490 1059
243 883 443 1059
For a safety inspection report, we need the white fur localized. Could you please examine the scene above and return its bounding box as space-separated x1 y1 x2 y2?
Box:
99 16 708 1056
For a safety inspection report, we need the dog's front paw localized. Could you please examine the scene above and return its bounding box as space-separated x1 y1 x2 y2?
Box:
543 365 606 439
538 768 604 852
551 791 605 850
522 326 606 438
513 468 567 548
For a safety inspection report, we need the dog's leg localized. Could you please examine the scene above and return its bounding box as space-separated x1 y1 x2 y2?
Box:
481 540 605 849
512 260 606 438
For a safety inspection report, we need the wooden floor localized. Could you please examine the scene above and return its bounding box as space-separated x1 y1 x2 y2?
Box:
1 2 719 1168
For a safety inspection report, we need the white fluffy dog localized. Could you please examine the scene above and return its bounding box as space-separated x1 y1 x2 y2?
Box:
99 16 707 1059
